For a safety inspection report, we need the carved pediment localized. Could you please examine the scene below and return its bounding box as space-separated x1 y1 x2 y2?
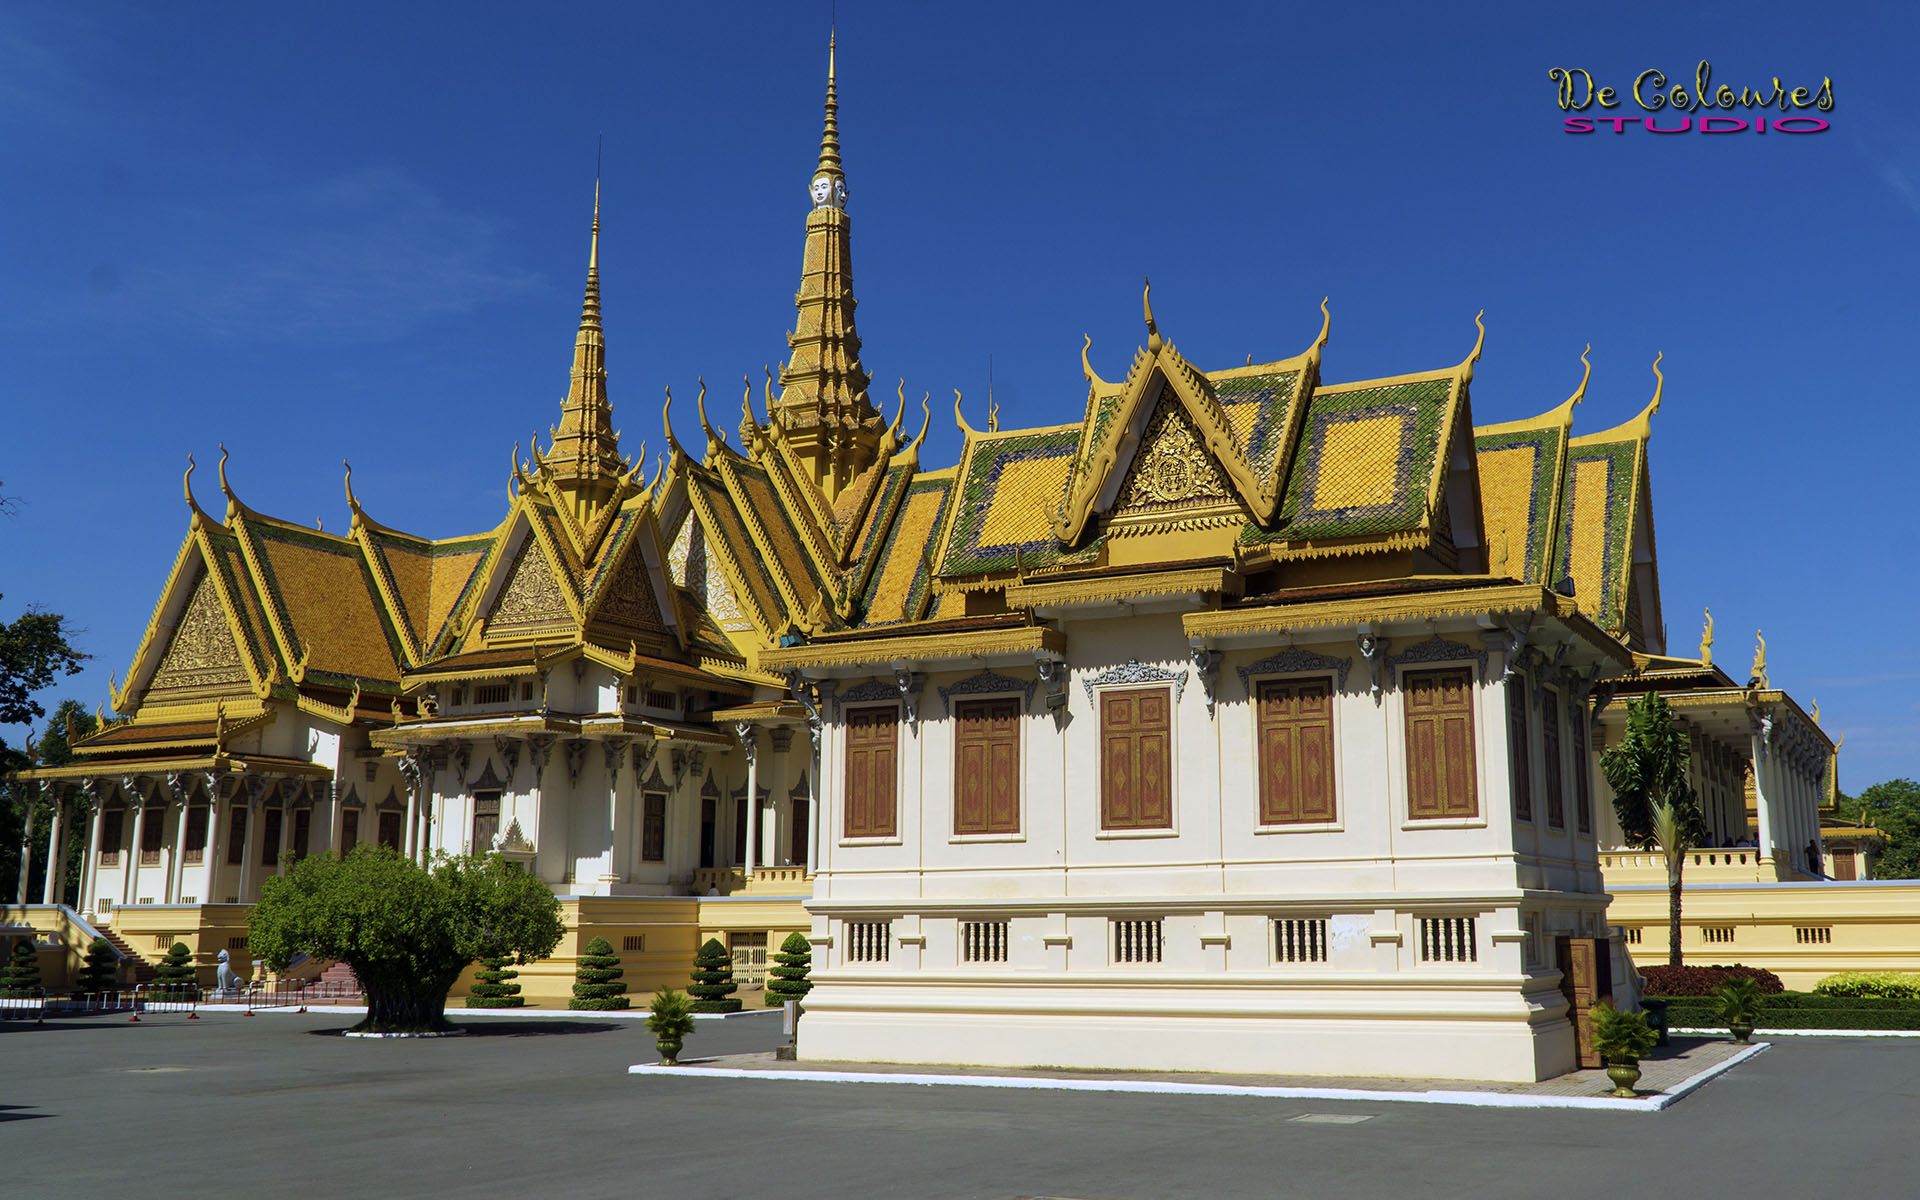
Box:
1109 392 1238 525
150 568 249 692
487 538 571 634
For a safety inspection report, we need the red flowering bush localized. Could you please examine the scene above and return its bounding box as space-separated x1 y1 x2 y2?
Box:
1640 963 1784 996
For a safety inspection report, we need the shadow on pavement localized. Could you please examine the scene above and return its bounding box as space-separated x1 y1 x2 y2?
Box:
0 1104 52 1122
308 1020 619 1038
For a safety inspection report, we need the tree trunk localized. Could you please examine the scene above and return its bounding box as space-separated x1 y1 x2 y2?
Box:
354 962 456 1032
1667 855 1684 968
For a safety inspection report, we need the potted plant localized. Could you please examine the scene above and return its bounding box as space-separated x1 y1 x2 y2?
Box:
647 988 696 1065
1590 1002 1659 1097
1712 976 1763 1043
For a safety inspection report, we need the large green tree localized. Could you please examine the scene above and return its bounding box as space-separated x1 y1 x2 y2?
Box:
0 578 91 903
1601 692 1705 966
248 846 564 1033
3 700 98 906
1833 778 1920 879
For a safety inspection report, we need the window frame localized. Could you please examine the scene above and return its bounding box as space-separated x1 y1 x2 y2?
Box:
1507 675 1533 822
1250 673 1340 831
951 694 1025 841
841 703 903 843
1542 687 1566 830
641 791 668 862
1400 666 1483 825
1096 684 1177 836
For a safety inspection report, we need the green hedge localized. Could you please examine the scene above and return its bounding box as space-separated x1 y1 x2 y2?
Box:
569 937 630 1011
1654 990 1920 1031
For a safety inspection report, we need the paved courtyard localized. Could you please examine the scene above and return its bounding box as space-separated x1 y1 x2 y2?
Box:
2 1009 1910 1198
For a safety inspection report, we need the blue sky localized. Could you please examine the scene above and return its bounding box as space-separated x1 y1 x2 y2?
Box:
3 1 1916 785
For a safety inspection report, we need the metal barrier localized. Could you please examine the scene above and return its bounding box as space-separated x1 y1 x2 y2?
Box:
0 989 46 1022
131 984 201 1020
193 979 365 1014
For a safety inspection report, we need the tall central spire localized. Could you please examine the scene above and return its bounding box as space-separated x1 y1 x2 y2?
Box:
542 177 627 525
774 30 880 501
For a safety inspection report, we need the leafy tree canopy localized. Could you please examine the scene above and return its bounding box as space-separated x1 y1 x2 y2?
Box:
1599 691 1704 850
249 846 563 1032
0 596 89 728
1833 778 1920 879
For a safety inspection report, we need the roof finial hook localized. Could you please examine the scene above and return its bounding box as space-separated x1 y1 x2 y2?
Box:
343 458 363 519
1647 351 1664 417
1143 276 1163 354
183 453 199 513
1080 334 1106 387
662 386 687 459
696 376 724 455
954 388 976 437
908 391 932 453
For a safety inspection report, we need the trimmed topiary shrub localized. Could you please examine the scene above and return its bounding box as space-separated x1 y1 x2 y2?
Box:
73 937 119 994
688 937 741 1013
466 953 524 1008
569 937 630 1011
765 931 812 1007
153 942 198 993
1813 971 1920 1001
0 939 43 998
1639 963 1784 997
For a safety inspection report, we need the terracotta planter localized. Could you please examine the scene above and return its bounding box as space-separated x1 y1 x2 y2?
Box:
1605 1061 1641 1098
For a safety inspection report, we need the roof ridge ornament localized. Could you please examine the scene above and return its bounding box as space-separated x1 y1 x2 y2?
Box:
1458 310 1487 385
662 386 688 461
1143 276 1163 354
1700 606 1713 666
953 388 976 438
1081 335 1107 388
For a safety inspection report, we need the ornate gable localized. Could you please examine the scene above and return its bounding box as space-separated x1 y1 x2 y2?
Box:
1108 393 1241 529
149 567 248 693
486 536 573 638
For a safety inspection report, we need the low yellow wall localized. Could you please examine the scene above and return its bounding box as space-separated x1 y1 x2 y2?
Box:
1607 879 1920 990
80 890 815 1010
108 904 254 987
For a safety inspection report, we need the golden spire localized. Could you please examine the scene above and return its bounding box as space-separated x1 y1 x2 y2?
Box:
815 30 844 190
775 30 880 500
1700 606 1713 666
541 174 626 525
1751 629 1769 690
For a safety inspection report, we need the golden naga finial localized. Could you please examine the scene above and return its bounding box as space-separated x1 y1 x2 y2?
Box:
906 390 932 454
695 376 725 456
624 441 648 489
885 378 906 442
647 457 664 492
94 701 105 729
1143 276 1163 354
1700 606 1714 665
1490 530 1511 578
1811 698 1820 726
216 442 245 521
343 458 364 520
1313 296 1332 352
661 387 687 460
739 374 761 444
1458 310 1487 384
1080 335 1106 388
213 699 228 748
1751 628 1769 689
184 453 199 510
1648 351 1665 417
953 388 976 437
1570 343 1593 408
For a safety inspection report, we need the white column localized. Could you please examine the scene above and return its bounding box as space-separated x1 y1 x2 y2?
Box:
806 720 824 875
1749 736 1775 869
740 724 760 876
17 804 37 904
276 792 293 876
41 793 65 905
403 783 419 861
81 793 104 915
122 792 148 907
236 793 256 904
202 784 222 903
168 779 191 903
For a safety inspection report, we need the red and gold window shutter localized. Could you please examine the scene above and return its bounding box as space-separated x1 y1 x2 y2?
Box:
1256 678 1336 824
1404 668 1478 819
844 705 900 839
954 698 1021 835
1100 687 1172 830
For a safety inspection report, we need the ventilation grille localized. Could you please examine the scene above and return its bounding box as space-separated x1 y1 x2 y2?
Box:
961 921 1010 963
1113 919 1164 964
846 921 891 963
1274 918 1328 963
1418 916 1477 963
1795 926 1831 945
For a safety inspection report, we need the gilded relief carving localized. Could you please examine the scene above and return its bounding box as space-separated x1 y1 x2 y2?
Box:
1112 396 1234 516
150 569 248 691
489 539 570 630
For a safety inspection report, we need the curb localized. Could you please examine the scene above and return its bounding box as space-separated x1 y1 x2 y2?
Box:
627 1042 1769 1112
1671 1026 1920 1038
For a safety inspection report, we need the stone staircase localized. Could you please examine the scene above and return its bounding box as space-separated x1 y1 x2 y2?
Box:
315 960 363 996
96 928 157 986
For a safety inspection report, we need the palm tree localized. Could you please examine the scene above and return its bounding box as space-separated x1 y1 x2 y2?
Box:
1600 692 1705 966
